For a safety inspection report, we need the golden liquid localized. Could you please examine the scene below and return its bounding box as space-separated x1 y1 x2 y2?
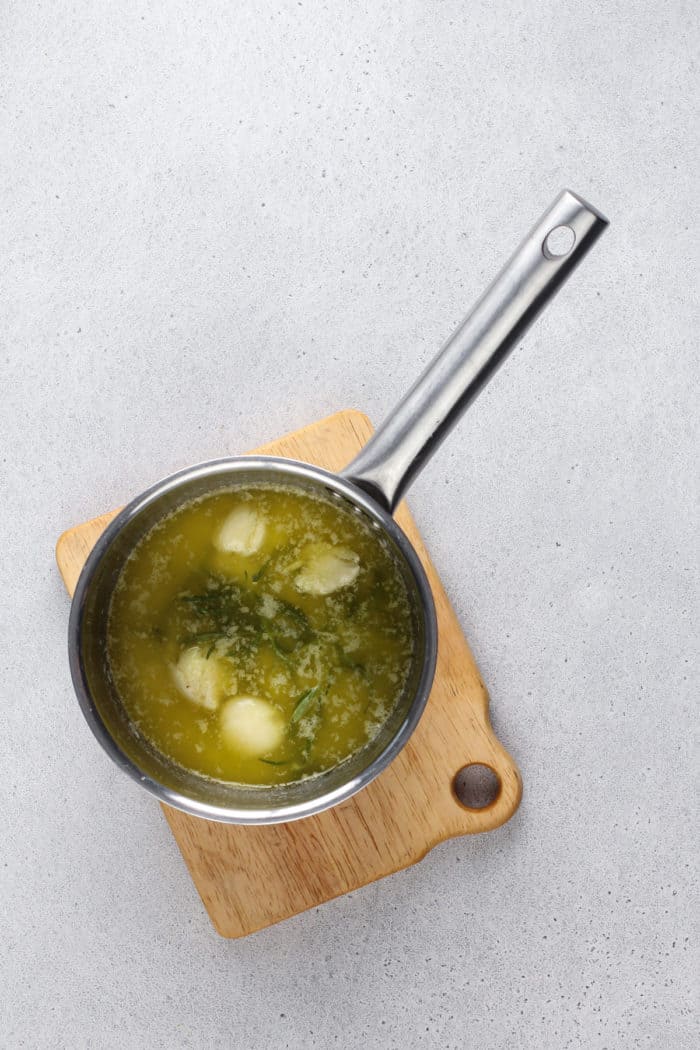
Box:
106 484 414 785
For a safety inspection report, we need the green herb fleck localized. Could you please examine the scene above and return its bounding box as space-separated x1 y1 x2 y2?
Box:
290 685 321 724
336 645 366 675
278 598 311 630
268 634 292 662
252 559 271 583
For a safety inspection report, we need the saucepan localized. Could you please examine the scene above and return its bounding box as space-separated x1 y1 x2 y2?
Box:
68 190 608 824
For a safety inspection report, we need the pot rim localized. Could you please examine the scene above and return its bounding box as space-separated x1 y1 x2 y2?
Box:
68 455 438 824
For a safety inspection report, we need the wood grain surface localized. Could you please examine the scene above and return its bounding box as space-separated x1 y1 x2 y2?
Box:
56 410 522 938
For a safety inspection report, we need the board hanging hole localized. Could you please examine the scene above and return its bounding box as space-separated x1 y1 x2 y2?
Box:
452 763 501 810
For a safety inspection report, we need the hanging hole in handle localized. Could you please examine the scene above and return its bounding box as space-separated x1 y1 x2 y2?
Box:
543 224 576 260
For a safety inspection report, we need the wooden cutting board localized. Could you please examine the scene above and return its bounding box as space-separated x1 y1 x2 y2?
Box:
56 410 522 938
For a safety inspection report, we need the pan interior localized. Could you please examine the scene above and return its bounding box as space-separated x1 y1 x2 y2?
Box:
73 461 433 820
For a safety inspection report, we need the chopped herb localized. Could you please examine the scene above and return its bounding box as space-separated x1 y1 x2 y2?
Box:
268 634 292 662
252 559 271 582
274 599 315 650
181 581 261 639
180 579 311 655
183 630 221 643
290 685 321 724
336 645 366 675
277 598 311 630
259 757 288 766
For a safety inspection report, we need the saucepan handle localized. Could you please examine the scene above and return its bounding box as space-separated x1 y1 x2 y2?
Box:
341 189 609 512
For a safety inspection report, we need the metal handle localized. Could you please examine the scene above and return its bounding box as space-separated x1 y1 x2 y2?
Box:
341 189 609 511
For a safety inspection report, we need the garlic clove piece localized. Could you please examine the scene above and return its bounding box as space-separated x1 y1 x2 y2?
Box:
220 696 285 755
171 647 231 711
216 506 266 556
295 543 360 596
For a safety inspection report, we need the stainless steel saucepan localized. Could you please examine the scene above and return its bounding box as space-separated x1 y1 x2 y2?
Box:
69 190 608 824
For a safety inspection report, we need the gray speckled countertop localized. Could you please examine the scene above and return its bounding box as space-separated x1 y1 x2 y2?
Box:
2 2 697 1047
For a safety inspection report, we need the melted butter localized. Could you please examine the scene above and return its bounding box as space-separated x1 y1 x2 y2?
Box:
106 484 414 785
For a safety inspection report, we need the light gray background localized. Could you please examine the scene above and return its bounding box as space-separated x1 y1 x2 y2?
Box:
2 2 697 1047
